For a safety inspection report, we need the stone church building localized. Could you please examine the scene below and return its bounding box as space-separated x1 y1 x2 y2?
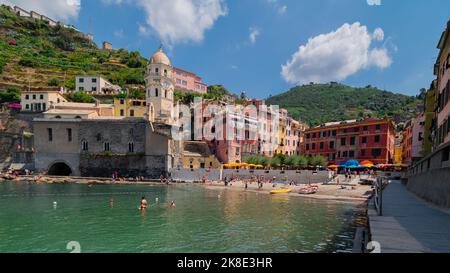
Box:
33 47 183 178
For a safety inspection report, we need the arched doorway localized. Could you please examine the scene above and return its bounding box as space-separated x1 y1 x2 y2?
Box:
48 162 72 176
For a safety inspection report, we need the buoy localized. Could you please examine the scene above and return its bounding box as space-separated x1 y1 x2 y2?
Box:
155 197 159 203
53 201 57 209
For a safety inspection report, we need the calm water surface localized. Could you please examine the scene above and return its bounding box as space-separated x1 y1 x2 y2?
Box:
0 182 364 253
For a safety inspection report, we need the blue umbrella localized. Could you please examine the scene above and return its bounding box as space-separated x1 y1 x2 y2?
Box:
345 160 360 167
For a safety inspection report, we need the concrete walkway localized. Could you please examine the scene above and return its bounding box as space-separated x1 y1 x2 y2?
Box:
369 180 450 253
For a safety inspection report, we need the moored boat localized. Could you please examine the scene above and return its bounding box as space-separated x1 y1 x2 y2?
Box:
270 189 292 194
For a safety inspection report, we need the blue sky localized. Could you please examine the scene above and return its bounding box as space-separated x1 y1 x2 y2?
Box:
3 0 450 98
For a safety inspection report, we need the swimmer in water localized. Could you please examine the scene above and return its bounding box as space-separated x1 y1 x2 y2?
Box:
171 200 176 208
155 196 159 203
140 196 148 210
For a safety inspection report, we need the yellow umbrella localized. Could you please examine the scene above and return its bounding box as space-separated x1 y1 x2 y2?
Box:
328 165 339 169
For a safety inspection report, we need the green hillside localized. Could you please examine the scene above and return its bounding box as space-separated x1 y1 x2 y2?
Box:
266 83 421 126
0 5 147 91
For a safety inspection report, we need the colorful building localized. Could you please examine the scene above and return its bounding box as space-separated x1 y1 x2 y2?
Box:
302 118 395 165
423 80 437 156
173 67 207 94
434 20 450 149
183 141 221 169
403 114 425 165
114 98 147 117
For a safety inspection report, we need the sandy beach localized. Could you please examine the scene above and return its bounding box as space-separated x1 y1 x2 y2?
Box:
0 175 374 203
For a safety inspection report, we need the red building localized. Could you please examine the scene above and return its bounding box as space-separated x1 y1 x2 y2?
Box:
173 67 207 94
301 118 395 165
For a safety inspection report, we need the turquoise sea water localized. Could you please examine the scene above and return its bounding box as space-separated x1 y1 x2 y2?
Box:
0 182 363 253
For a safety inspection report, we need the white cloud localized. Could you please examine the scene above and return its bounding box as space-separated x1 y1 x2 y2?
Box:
373 27 384 41
266 0 287 16
367 0 381 6
278 5 287 15
137 0 227 46
281 22 392 85
0 0 81 21
249 27 260 44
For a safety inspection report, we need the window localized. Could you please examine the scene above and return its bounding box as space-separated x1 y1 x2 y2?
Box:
312 143 316 150
47 128 53 142
344 128 348 133
156 68 159 73
79 87 84 91
120 99 125 105
341 137 346 146
92 78 97 83
25 95 29 100
306 134 310 139
128 142 134 153
176 79 182 84
67 128 72 142
329 141 335 149
235 147 240 156
372 149 382 157
375 135 381 143
343 151 348 158
155 88 159 97
332 130 337 136
376 124 381 131
32 94 36 100
350 137 356 145
165 90 167 98
363 126 368 131
354 127 359 132
40 94 44 100
104 142 111 152
79 78 84 83
130 110 135 117
362 136 367 144
312 133 316 139
320 142 324 150
92 87 97 92
25 104 30 109
182 80 187 86
306 144 310 151
82 140 88 151
361 149 366 156
349 151 355 158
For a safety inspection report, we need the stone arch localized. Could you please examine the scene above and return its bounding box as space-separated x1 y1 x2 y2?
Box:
48 161 73 176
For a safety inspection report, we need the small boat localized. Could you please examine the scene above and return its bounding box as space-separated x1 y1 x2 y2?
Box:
298 186 318 195
270 189 292 194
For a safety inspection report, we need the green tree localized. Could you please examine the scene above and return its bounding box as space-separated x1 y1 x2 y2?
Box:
258 156 270 166
69 91 95 103
309 155 328 167
47 77 60 87
0 87 21 103
294 156 308 169
284 156 296 169
246 156 258 165
270 157 281 168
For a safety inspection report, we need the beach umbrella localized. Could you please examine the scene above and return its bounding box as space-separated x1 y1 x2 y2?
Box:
345 160 360 167
327 165 339 169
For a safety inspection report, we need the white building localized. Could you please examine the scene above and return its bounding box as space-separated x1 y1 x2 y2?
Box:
75 76 121 95
21 90 68 112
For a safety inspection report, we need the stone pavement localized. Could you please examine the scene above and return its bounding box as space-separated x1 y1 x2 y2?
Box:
369 180 450 253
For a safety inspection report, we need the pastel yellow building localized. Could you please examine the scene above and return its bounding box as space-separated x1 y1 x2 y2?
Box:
276 109 288 155
394 146 403 165
114 98 147 117
183 141 221 169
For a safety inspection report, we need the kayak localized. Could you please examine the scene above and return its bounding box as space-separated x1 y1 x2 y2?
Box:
270 189 292 194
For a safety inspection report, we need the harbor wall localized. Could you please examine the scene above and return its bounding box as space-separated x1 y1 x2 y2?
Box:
170 168 331 183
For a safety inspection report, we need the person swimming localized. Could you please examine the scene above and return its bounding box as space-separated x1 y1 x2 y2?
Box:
140 196 148 210
170 200 176 208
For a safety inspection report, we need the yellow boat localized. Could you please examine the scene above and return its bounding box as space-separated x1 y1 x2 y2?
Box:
270 189 292 194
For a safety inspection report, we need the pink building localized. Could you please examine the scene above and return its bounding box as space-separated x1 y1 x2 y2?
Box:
173 67 207 94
